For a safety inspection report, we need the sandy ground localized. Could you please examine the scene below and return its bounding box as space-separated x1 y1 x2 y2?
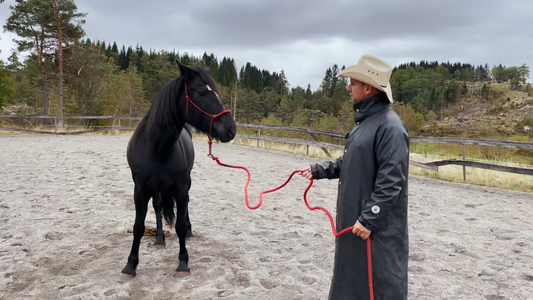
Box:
0 135 532 300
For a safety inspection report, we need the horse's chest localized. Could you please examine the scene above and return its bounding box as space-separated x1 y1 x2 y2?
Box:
128 141 192 191
131 163 189 190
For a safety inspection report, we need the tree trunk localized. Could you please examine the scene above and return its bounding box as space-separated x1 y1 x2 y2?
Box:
233 81 237 120
41 65 49 115
35 28 49 116
55 6 64 127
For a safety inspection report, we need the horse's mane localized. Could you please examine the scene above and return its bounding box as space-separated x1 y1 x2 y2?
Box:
131 66 220 145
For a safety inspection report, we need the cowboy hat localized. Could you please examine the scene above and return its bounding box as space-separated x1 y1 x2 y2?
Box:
337 54 394 103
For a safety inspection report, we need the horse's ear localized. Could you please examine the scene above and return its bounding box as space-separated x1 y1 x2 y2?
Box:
177 60 194 80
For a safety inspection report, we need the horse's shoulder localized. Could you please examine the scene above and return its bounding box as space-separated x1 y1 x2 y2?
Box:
183 123 193 138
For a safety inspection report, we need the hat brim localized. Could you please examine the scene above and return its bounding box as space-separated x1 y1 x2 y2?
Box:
382 84 394 103
338 66 394 103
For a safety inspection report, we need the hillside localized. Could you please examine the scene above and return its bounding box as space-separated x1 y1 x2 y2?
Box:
418 82 532 141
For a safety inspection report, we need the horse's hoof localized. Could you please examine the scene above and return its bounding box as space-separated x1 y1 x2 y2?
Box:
154 243 165 250
119 273 135 282
174 270 191 281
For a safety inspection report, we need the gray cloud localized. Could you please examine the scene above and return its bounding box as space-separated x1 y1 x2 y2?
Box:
69 1 528 48
1 0 532 89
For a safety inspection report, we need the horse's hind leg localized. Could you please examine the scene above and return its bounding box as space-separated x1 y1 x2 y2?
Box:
152 193 166 249
120 186 150 281
173 186 191 280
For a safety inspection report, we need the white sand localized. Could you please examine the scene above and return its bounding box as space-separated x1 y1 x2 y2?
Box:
0 135 532 300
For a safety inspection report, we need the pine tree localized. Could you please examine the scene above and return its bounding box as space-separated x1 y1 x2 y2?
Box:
0 60 15 109
305 84 312 101
125 46 132 69
4 0 54 114
518 64 530 84
7 51 23 71
118 45 126 69
330 64 340 96
278 69 289 96
49 0 87 126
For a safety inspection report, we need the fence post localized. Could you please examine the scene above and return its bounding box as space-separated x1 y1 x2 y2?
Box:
257 126 261 148
462 143 466 181
54 117 57 133
306 126 310 156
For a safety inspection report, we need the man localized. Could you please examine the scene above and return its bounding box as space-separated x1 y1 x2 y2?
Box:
301 54 409 299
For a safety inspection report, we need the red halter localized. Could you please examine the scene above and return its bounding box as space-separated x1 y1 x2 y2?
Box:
184 82 233 140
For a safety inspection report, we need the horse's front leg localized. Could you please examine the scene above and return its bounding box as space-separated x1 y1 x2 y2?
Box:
186 210 193 238
152 193 166 249
173 187 191 280
120 186 150 281
185 174 193 238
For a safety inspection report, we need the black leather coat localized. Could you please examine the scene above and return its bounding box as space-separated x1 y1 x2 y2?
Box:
310 92 410 300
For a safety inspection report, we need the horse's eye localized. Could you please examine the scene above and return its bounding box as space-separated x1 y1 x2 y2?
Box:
198 91 205 96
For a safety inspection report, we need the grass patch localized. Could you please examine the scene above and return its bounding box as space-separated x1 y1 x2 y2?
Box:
411 142 533 165
410 162 532 193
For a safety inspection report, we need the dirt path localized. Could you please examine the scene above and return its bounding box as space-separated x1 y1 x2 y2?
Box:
0 135 532 299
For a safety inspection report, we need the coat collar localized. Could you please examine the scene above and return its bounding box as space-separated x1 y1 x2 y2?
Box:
353 92 390 122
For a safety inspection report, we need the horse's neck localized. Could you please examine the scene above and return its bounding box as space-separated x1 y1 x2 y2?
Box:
146 114 186 154
139 85 187 154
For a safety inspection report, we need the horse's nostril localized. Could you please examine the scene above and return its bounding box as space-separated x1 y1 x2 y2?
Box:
228 126 236 136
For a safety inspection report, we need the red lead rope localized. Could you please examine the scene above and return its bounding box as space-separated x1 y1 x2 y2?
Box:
183 80 374 297
207 138 374 300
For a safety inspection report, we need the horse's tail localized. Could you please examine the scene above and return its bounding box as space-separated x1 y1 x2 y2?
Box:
161 193 175 226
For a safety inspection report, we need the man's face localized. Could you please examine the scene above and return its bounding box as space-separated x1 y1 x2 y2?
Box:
347 79 368 104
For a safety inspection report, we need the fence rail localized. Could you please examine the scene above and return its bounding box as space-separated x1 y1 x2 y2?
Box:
0 114 141 120
1 114 532 177
425 159 533 175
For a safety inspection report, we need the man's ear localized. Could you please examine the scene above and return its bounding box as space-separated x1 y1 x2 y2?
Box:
177 60 194 80
364 83 374 94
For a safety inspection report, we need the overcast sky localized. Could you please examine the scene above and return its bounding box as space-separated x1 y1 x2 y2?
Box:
1 0 532 89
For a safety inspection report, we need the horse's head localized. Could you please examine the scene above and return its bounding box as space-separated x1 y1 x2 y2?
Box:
177 61 236 143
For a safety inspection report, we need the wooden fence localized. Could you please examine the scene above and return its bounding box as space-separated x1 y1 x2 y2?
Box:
1 114 532 177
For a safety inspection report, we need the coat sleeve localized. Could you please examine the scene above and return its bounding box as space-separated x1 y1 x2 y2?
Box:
359 123 409 231
310 156 343 180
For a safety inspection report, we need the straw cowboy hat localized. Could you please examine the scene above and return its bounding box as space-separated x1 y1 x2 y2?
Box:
337 54 394 103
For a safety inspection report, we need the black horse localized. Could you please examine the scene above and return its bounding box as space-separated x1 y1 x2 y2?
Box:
120 61 236 281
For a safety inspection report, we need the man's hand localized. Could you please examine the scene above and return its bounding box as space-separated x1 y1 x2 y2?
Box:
352 220 371 240
300 166 313 180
